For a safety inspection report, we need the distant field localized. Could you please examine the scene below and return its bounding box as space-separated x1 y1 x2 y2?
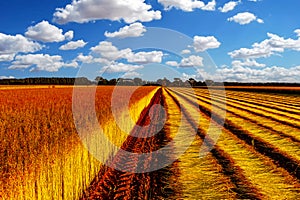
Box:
1 86 300 199
209 86 300 94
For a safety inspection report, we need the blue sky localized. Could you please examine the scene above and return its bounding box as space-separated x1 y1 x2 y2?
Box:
1 0 300 82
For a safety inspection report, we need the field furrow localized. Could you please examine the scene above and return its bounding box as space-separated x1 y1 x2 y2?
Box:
223 91 300 114
178 89 300 142
170 88 300 199
181 89 300 129
225 90 300 108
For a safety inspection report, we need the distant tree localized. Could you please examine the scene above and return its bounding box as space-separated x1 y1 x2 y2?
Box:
173 78 183 87
188 78 196 87
205 80 214 86
108 78 117 85
133 77 143 86
95 76 108 85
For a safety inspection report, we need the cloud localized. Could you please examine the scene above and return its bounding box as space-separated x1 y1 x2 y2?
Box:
0 33 42 59
218 0 241 13
0 76 15 79
75 53 110 64
202 0 216 11
59 40 87 50
232 59 266 68
229 31 300 59
180 55 203 67
25 21 73 43
294 29 300 37
100 62 144 73
9 54 77 72
91 41 164 64
91 41 132 61
158 0 215 12
53 0 161 24
181 49 191 54
75 53 94 63
104 23 146 38
215 65 300 82
166 61 180 67
166 55 203 67
127 51 163 64
227 12 263 25
123 71 142 78
0 54 15 62
193 35 221 52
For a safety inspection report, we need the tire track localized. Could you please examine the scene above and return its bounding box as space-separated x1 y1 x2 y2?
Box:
81 88 179 199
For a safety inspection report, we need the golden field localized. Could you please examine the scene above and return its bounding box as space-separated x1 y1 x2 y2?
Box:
1 85 300 199
0 86 157 200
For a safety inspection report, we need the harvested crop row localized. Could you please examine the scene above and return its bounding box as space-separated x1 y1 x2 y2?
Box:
214 92 300 123
178 88 300 142
174 89 300 182
199 88 300 115
223 90 300 114
186 88 300 125
225 90 300 107
162 89 237 199
170 88 300 199
190 89 300 144
178 89 300 167
166 89 265 198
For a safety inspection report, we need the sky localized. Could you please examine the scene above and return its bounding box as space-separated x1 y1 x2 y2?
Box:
1 0 300 82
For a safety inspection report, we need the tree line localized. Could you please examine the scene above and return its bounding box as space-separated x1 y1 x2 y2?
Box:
0 76 300 87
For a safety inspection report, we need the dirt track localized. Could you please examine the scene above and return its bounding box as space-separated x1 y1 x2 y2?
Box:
81 88 180 199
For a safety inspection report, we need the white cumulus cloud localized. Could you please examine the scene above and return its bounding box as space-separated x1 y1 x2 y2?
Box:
123 71 142 78
53 0 161 24
229 30 300 59
59 40 87 50
181 49 191 54
180 55 203 67
91 41 164 64
0 33 42 60
9 54 77 72
25 21 73 42
166 55 204 67
202 0 216 11
227 12 264 25
0 54 15 62
193 35 221 52
232 59 266 68
294 29 300 37
105 23 146 38
166 61 180 67
215 65 300 82
127 51 163 64
91 41 132 61
158 0 215 12
218 0 241 13
75 53 94 63
0 76 15 79
100 62 144 73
